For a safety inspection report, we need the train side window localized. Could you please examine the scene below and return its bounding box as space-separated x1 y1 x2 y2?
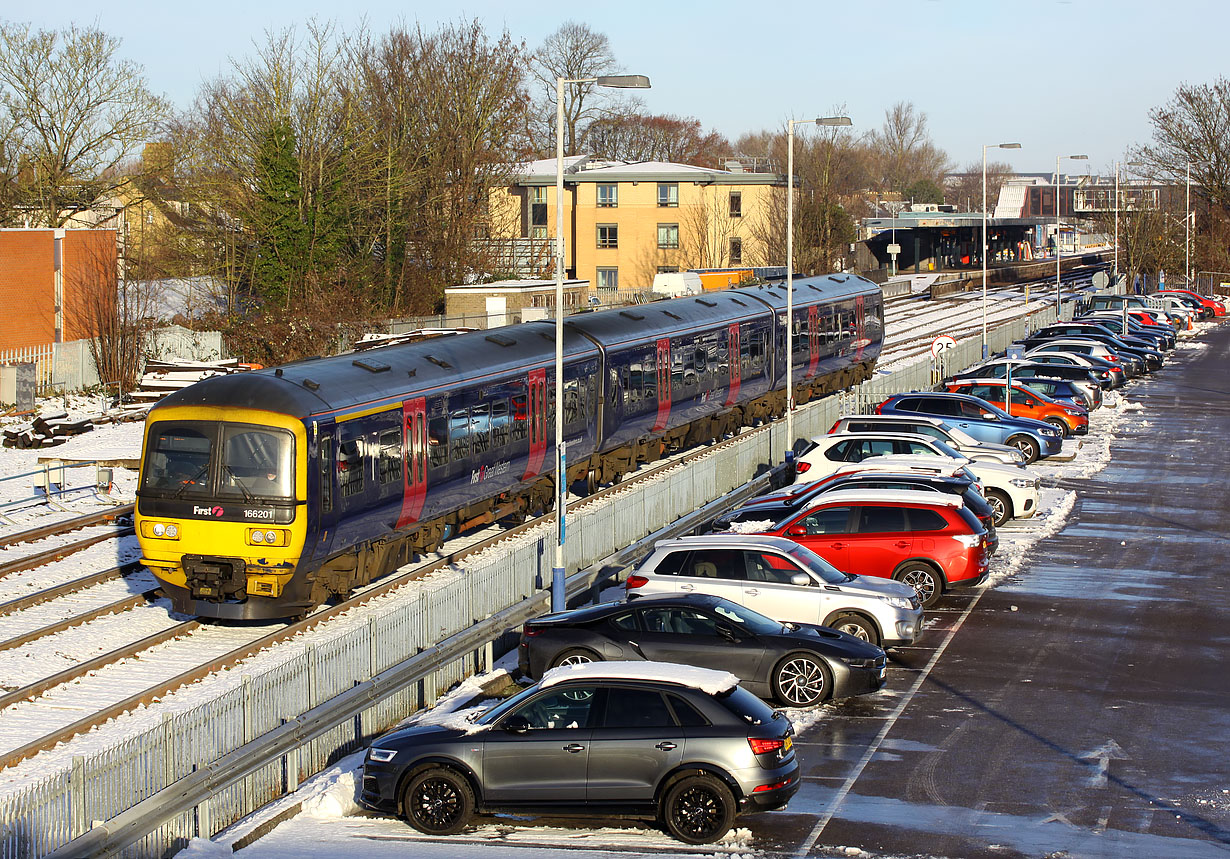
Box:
450 409 470 461
377 428 402 486
428 416 449 468
491 399 510 448
564 379 581 424
471 403 491 454
624 364 639 406
643 353 657 401
750 332 765 374
511 394 528 442
740 333 751 379
338 438 364 498
319 436 333 514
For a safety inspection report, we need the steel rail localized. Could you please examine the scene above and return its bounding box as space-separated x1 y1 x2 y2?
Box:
0 587 161 655
0 527 132 580
0 504 133 550
0 562 141 619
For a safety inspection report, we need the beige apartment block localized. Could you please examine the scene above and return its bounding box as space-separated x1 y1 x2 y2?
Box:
490 157 786 292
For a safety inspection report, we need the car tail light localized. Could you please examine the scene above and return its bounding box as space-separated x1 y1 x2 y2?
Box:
522 624 544 637
748 737 786 756
1107 355 1120 362
954 532 982 549
875 401 887 414
795 461 811 473
625 574 649 590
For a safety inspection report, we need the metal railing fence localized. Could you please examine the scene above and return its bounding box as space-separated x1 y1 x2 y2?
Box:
0 303 1065 859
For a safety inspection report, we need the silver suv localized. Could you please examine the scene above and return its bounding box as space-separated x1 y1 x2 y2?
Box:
361 662 800 844
627 534 922 648
828 414 1026 465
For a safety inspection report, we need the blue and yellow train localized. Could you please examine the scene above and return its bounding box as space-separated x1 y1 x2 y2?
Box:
136 275 883 620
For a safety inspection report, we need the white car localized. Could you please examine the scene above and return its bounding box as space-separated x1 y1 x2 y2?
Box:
627 533 924 648
827 414 1026 465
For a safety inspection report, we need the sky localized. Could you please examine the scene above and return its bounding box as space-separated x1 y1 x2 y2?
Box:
13 0 1229 176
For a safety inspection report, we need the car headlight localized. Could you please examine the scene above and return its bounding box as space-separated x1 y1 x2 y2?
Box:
1063 408 1081 415
880 595 915 610
368 748 397 763
1010 477 1034 488
840 657 879 669
1042 428 1060 437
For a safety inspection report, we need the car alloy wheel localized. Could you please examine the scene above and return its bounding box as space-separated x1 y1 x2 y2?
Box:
1007 435 1040 463
984 488 1011 526
895 563 942 608
1044 417 1069 437
829 613 878 646
550 648 600 669
773 654 830 707
662 774 736 844
403 766 474 835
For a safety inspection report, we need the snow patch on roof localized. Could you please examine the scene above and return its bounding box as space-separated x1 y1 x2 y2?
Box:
540 660 739 695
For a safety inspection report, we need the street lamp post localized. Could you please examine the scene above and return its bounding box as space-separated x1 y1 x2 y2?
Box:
553 73 649 611
1186 161 1191 286
981 142 1021 359
786 114 851 460
1054 153 1088 315
1113 160 1144 291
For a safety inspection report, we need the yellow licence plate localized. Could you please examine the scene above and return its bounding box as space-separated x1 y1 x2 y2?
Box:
784 736 793 751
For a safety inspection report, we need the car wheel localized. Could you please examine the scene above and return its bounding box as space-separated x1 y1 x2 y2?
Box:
894 562 943 608
1044 417 1069 437
402 766 474 836
661 773 737 844
549 648 601 669
771 653 832 707
1007 434 1040 463
984 489 1012 526
827 613 879 646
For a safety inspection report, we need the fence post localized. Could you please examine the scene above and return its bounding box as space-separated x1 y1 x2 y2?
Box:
70 756 87 839
242 675 253 813
162 713 176 790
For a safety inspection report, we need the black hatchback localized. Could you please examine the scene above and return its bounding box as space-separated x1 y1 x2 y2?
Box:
361 662 801 844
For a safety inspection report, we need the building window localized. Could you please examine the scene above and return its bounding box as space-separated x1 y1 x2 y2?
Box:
597 184 617 207
729 191 742 218
657 183 678 207
597 224 618 249
597 267 618 293
657 223 679 249
729 237 743 264
657 266 679 273
530 186 547 239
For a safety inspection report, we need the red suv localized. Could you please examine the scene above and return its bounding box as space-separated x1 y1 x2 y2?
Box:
749 489 988 607
944 379 1088 437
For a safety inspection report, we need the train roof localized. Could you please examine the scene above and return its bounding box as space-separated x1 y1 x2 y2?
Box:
742 273 881 311
565 290 771 349
152 322 601 420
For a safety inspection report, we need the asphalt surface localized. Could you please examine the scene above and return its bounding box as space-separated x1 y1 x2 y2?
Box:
756 322 1230 858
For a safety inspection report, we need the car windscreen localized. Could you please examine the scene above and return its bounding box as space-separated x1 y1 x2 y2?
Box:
475 683 542 726
784 542 850 584
711 600 785 635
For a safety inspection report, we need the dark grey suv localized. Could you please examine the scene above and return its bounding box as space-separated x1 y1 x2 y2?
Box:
360 662 800 844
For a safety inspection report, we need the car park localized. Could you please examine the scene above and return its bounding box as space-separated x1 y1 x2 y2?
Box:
1154 290 1216 318
1077 313 1176 350
875 391 1063 463
1155 288 1225 317
737 489 989 607
943 379 1089 437
627 534 923 647
1008 376 1097 411
713 468 999 555
1024 324 1164 370
361 662 801 844
518 593 889 706
792 432 976 481
826 413 1027 464
1085 294 1189 328
1024 350 1126 388
1026 340 1143 378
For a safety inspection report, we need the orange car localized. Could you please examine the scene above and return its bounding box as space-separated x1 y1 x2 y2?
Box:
943 379 1088 437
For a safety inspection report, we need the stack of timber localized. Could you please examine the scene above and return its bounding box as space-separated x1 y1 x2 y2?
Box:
132 358 260 401
2 411 94 448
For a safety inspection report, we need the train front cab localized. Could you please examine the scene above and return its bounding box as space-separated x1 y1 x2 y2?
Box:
136 406 312 620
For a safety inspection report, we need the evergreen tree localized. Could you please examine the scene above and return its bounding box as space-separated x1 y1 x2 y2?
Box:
252 118 308 305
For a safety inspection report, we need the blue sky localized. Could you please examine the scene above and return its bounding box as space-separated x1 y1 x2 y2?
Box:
16 0 1227 176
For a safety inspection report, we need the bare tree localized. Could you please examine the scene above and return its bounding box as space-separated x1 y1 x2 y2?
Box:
526 22 633 156
587 114 730 167
866 101 951 195
944 160 1015 212
0 21 169 226
1134 78 1230 217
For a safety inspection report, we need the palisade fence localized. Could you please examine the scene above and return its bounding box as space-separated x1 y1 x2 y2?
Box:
1 303 1072 859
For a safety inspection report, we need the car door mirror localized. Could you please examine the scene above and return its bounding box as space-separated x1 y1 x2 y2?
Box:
716 622 740 642
785 526 807 537
790 572 812 587
502 715 531 734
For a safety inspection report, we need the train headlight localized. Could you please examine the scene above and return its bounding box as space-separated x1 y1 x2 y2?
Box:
152 523 165 537
248 529 287 547
142 521 181 540
252 530 265 543
164 524 178 538
264 530 277 544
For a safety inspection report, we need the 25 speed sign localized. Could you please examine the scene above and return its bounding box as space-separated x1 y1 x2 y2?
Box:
930 335 957 360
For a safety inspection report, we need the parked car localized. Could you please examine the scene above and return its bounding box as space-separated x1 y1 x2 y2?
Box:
1024 323 1164 370
1155 288 1225 317
1009 376 1097 412
627 534 923 647
875 391 1063 463
1025 339 1143 378
1085 294 1188 328
792 432 974 482
1024 351 1126 388
949 360 1103 409
361 662 800 844
943 378 1089 437
1154 289 1218 318
1077 313 1175 350
826 413 1027 464
713 468 999 555
738 489 989 607
519 594 888 706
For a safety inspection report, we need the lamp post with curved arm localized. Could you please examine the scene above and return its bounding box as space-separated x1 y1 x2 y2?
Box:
1055 153 1088 315
981 142 1021 358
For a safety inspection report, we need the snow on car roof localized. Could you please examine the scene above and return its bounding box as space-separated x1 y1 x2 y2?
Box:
801 487 963 510
833 454 969 474
539 661 739 695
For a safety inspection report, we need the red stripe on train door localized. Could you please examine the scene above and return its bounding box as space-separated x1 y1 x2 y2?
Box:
807 304 820 378
652 338 672 432
855 294 867 360
396 397 427 529
523 368 548 480
724 324 740 406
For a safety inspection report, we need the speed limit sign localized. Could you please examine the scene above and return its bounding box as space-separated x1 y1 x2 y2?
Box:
930 335 957 360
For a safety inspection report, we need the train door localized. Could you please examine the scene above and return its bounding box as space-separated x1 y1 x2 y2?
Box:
652 338 672 431
397 397 428 528
309 421 338 564
523 368 548 480
807 304 820 378
724 323 741 406
855 294 867 360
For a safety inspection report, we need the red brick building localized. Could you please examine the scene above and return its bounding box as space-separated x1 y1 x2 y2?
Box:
0 229 117 350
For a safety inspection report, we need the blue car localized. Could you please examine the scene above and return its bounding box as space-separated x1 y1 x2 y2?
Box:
875 391 1063 463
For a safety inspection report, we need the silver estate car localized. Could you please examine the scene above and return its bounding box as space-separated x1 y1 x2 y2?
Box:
361 662 800 844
